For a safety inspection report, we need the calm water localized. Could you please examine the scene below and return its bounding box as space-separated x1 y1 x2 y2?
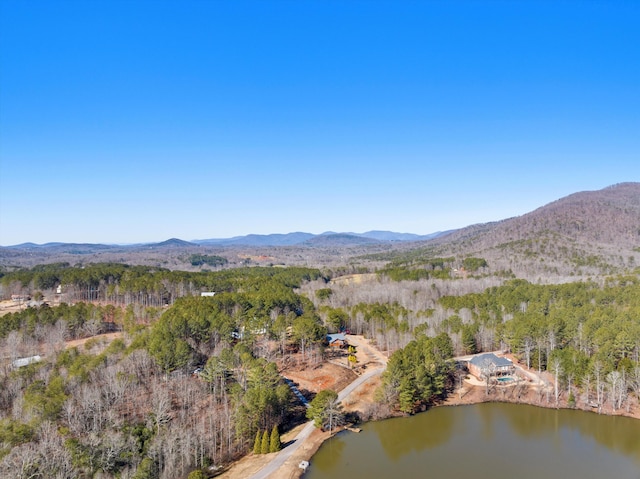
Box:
304 403 640 479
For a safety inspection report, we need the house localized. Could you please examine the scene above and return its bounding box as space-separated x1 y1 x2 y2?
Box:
468 353 514 379
326 333 348 348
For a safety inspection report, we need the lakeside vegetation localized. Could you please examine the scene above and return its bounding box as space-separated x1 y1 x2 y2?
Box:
0 259 639 478
374 276 640 414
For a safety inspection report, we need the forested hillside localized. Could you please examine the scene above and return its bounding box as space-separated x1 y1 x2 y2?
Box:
425 182 640 278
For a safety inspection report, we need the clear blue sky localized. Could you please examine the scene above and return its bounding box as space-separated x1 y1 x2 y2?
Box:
1 0 638 245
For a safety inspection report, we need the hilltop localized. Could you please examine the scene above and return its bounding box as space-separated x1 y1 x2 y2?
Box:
423 182 640 278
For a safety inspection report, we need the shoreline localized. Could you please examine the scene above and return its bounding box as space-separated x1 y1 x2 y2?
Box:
219 341 638 479
440 384 640 419
274 382 639 479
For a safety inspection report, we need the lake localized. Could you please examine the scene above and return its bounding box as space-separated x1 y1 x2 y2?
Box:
303 403 640 479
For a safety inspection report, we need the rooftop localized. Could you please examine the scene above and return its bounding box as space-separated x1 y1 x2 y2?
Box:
327 333 347 343
469 353 512 368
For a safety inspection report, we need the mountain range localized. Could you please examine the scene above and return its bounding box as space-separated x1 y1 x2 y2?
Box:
1 182 639 278
4 230 449 250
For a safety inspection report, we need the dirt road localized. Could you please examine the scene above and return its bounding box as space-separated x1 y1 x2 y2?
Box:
247 421 316 479
246 335 388 479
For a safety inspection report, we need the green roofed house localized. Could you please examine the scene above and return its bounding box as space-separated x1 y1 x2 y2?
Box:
468 353 514 379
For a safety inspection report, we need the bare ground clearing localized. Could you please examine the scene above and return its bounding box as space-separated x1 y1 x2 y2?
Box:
328 273 377 286
65 332 124 351
0 299 25 317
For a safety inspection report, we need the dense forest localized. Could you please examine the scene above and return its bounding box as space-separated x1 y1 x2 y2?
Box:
0 265 327 478
0 258 639 478
0 262 322 306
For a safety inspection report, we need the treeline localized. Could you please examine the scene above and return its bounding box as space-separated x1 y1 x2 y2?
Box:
438 277 640 367
0 302 126 348
188 254 228 268
378 256 455 282
0 262 323 307
377 256 489 282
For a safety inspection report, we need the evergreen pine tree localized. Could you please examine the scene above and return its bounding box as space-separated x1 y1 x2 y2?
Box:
269 425 281 453
253 430 262 454
261 429 270 454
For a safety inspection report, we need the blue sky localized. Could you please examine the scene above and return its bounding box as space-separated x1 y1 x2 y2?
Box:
1 0 638 245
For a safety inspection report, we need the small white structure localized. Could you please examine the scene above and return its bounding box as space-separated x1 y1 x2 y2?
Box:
299 461 310 472
200 292 216 297
12 355 42 368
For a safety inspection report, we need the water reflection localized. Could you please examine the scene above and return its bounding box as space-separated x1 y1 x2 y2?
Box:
312 435 345 473
499 404 640 460
369 407 455 461
305 404 640 479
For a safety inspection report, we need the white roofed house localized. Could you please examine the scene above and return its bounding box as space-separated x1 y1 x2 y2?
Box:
12 355 42 369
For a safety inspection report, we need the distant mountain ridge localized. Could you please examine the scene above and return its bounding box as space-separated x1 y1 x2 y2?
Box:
3 230 449 250
303 233 381 247
3 183 638 279
194 232 316 247
192 230 449 247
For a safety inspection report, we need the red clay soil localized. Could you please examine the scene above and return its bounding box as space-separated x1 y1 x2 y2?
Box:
281 361 357 395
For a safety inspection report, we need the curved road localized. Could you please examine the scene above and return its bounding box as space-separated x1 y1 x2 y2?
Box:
249 342 387 479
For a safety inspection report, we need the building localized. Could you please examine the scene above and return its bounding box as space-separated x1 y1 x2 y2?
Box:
12 355 42 369
468 353 514 379
326 333 348 348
